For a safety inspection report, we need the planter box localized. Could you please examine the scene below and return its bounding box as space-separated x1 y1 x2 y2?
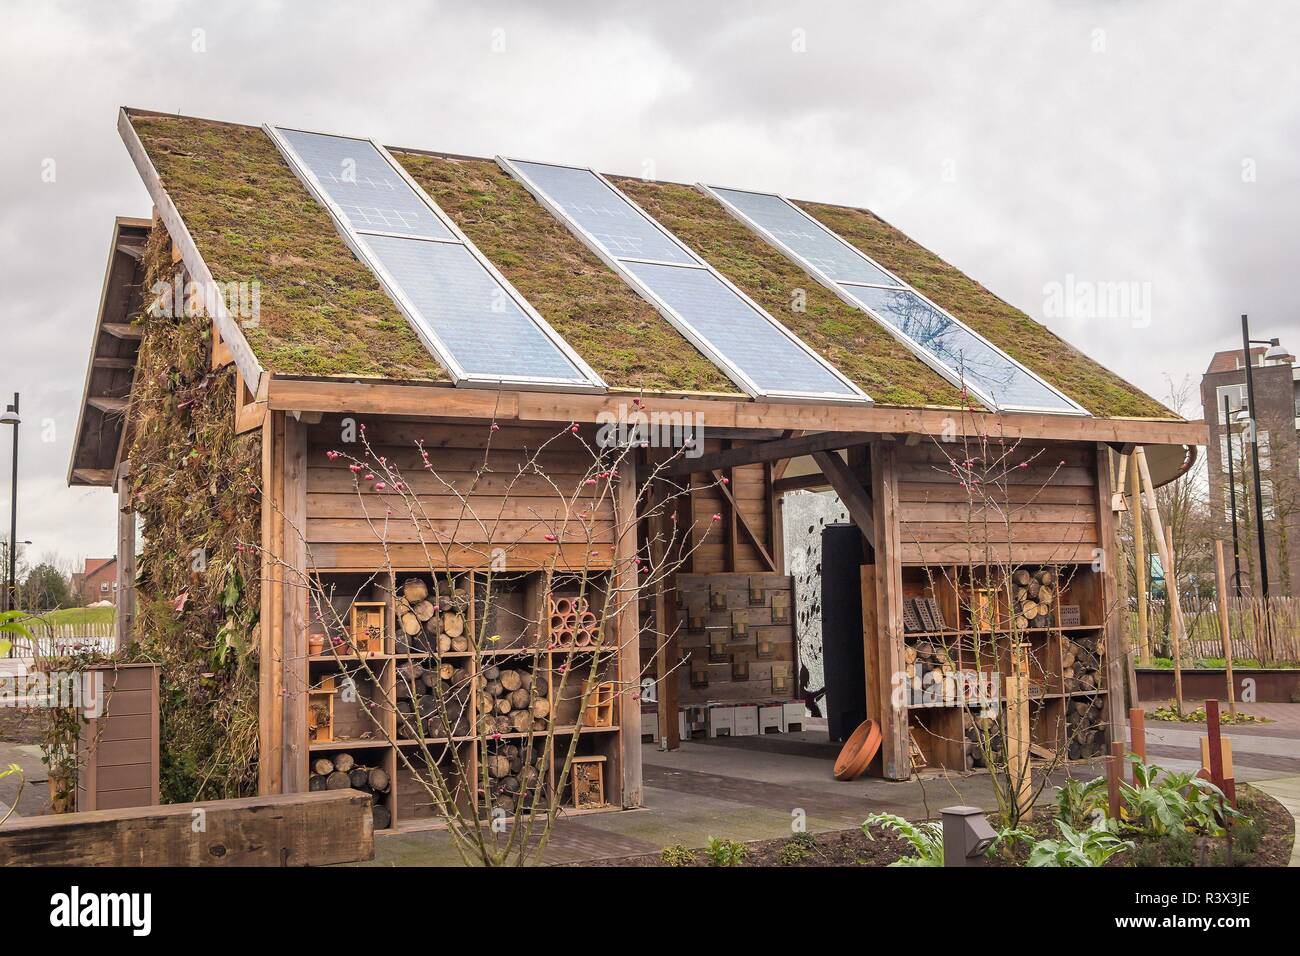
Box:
1135 667 1300 704
77 663 159 812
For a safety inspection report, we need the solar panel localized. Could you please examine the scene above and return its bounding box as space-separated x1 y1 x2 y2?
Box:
703 185 1087 415
267 127 603 390
500 159 868 403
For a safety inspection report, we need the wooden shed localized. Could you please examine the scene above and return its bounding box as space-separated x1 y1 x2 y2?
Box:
69 107 1204 826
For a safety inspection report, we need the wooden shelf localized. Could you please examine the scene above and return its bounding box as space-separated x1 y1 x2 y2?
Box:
309 739 389 751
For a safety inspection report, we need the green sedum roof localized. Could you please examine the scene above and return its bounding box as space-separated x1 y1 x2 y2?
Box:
124 110 1176 419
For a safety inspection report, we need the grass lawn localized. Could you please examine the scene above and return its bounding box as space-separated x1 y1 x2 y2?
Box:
25 606 115 627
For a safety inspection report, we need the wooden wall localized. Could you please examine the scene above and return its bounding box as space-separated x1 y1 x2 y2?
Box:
894 441 1100 566
303 418 617 571
681 440 776 574
77 663 159 811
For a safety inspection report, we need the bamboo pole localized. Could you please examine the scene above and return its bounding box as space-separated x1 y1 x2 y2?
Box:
1130 453 1150 664
1213 540 1237 716
1165 525 1185 715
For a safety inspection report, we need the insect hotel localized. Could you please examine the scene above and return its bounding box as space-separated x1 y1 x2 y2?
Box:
67 107 1203 830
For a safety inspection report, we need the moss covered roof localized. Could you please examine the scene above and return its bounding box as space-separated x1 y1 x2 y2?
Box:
125 110 1175 418
614 178 963 408
796 201 1172 419
392 152 735 393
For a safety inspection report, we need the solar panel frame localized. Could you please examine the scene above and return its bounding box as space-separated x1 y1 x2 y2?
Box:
498 157 870 405
265 125 606 391
700 183 1089 416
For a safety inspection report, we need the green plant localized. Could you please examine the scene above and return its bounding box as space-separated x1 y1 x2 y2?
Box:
863 812 945 867
703 837 747 867
1123 758 1241 837
778 832 818 866
0 610 32 656
1054 776 1109 830
1026 820 1133 867
0 763 24 827
660 844 696 867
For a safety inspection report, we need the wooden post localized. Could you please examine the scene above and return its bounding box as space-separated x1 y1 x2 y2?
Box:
1006 643 1032 820
114 466 137 650
1134 447 1184 712
1213 540 1237 716
648 457 679 750
1129 707 1146 784
1130 454 1150 664
1096 446 1127 744
1165 526 1184 716
279 415 308 792
870 441 908 780
614 452 643 806
1107 740 1124 820
1205 698 1224 788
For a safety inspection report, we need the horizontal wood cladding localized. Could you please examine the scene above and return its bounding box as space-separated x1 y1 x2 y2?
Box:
304 419 616 566
894 440 1100 566
678 441 774 574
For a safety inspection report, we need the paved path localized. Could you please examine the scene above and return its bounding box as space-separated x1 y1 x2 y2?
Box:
1252 776 1300 867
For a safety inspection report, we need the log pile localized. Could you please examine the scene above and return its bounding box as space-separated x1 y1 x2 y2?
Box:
484 742 547 813
396 661 471 739
1012 568 1056 630
309 753 392 829
394 577 470 655
964 715 1003 769
1066 697 1107 760
549 595 600 648
475 665 551 736
1061 634 1103 693
904 641 954 687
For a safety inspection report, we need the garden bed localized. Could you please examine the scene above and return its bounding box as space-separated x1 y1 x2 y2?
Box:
564 785 1293 867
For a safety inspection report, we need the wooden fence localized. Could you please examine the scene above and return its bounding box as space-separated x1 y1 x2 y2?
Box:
3 620 115 658
1135 596 1300 664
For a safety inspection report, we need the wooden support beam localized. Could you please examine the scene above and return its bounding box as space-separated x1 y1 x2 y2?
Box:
812 449 876 547
1096 446 1127 742
87 396 128 414
258 413 280 796
870 441 908 780
92 356 137 370
1131 453 1150 664
773 472 830 494
71 468 114 486
662 430 867 476
115 471 136 650
0 790 373 867
614 451 643 806
101 323 142 341
280 415 308 792
1135 446 1185 713
710 468 776 571
1213 540 1237 716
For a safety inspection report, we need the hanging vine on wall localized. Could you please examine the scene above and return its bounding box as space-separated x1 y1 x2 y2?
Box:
119 225 262 802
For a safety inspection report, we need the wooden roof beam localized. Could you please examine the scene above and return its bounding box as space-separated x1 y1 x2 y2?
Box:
663 430 870 476
102 323 142 341
811 449 875 547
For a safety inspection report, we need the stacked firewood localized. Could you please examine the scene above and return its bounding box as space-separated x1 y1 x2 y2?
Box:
395 577 470 655
1012 568 1056 630
396 660 471 739
963 715 1004 770
1062 634 1103 693
904 641 954 685
484 742 547 813
549 595 600 648
1066 697 1107 760
309 753 392 829
475 665 551 736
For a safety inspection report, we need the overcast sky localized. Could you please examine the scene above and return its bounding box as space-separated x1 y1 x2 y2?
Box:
1 0 1296 568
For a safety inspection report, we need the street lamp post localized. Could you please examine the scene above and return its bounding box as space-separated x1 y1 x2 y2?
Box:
1222 394 1243 597
0 393 18 614
1239 315 1285 598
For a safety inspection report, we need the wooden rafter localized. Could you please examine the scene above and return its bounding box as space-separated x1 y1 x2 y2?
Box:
710 468 776 571
663 430 867 477
811 449 876 547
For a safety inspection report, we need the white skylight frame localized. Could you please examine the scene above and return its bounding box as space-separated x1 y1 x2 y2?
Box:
699 184 1089 416
497 156 871 405
265 125 606 392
